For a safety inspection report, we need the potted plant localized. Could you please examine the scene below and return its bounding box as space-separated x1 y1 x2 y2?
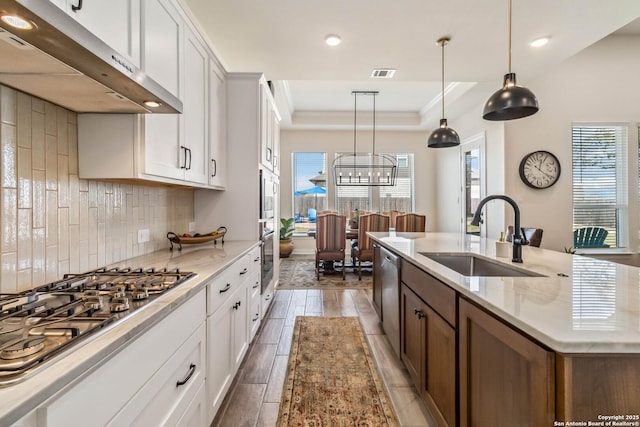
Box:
279 217 295 258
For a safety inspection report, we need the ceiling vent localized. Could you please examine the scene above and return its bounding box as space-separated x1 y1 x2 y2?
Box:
371 69 396 79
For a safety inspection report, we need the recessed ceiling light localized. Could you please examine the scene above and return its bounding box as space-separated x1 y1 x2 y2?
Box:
529 37 550 48
1 14 34 30
325 34 342 46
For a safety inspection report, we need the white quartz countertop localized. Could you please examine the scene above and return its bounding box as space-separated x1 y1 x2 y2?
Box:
369 231 640 354
0 240 259 426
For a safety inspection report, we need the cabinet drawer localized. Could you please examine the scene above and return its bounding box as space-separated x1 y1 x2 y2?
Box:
208 262 251 316
401 261 456 326
109 323 206 426
40 290 206 427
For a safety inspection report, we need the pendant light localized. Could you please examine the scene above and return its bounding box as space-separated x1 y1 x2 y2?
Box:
332 91 398 186
483 0 539 121
427 37 460 148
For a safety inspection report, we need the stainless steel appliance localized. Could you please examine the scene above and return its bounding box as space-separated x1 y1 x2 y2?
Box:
259 169 275 221
260 229 275 294
0 0 181 113
379 246 400 357
0 267 195 386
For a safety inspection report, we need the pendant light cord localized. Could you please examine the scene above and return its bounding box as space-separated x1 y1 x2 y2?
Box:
508 0 512 73
353 93 357 155
372 93 376 155
441 40 445 119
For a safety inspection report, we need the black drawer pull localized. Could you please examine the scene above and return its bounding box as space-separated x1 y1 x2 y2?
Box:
252 313 260 322
414 309 424 319
253 256 260 262
252 282 259 289
239 268 248 276
176 363 196 387
219 283 231 293
72 0 83 12
233 301 241 310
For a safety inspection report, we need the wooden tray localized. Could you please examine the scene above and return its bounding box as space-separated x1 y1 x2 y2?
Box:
167 227 227 251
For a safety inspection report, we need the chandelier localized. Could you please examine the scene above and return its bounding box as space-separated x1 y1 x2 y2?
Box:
332 91 397 187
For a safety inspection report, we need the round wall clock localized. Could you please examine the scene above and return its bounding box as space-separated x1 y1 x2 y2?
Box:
518 150 561 189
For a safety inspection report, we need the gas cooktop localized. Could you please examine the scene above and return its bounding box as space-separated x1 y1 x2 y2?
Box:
0 267 195 386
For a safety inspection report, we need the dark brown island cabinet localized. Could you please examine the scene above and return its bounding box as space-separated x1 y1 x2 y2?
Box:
378 254 640 427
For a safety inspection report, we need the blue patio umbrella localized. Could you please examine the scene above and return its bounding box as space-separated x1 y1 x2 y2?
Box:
294 186 326 211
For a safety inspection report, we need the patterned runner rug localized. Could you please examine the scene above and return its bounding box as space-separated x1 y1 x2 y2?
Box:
277 316 399 427
278 254 372 289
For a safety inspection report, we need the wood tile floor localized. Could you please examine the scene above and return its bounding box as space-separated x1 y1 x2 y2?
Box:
211 288 436 427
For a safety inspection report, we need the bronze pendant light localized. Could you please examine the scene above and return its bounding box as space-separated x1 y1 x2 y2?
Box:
483 0 539 121
427 37 460 148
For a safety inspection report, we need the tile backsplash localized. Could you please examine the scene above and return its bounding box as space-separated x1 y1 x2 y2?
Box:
0 85 194 293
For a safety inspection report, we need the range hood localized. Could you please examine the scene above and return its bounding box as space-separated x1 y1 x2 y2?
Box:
0 0 182 114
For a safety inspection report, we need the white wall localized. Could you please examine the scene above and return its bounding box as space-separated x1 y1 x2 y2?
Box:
280 129 435 252
440 34 640 252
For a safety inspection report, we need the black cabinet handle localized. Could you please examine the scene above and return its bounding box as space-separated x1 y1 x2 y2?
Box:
219 283 231 293
187 148 192 170
252 281 259 289
233 301 241 310
211 159 217 177
176 363 196 387
264 294 271 301
253 256 260 262
252 313 259 322
414 309 424 319
71 0 83 12
239 268 248 276
180 146 187 169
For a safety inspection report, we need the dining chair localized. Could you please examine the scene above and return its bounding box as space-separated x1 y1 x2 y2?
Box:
506 225 544 248
315 213 347 279
351 213 390 280
395 213 426 232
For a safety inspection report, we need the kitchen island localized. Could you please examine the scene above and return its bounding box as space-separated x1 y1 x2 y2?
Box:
370 231 640 427
0 240 260 427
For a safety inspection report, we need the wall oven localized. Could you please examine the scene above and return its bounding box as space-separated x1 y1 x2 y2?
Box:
259 169 275 222
260 228 274 294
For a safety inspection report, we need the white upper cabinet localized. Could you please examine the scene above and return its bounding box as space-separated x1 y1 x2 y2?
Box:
208 60 227 189
50 0 141 66
141 0 181 97
182 25 209 185
259 81 280 175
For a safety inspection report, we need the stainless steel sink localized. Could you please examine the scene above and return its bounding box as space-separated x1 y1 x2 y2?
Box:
419 253 545 277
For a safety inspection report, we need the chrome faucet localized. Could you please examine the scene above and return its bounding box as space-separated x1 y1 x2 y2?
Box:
470 195 523 263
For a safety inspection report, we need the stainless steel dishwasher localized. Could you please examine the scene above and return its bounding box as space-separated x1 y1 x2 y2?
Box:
379 245 400 358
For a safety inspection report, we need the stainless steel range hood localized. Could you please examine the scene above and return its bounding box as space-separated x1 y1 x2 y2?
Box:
0 0 182 114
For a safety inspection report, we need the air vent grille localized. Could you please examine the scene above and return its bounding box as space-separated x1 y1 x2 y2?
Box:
371 69 396 79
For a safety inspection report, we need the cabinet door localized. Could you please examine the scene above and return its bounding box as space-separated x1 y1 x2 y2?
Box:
183 26 208 185
231 284 249 368
271 108 280 176
424 303 456 427
142 0 181 97
206 298 234 420
144 114 182 180
208 60 227 188
401 284 424 389
60 0 140 66
260 84 273 170
459 298 555 427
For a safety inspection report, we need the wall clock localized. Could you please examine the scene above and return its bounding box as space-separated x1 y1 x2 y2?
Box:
518 150 561 189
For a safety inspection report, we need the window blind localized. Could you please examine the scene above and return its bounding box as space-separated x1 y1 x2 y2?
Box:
572 125 628 248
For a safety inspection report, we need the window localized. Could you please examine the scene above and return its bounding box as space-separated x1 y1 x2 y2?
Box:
334 153 414 218
378 154 414 213
292 152 326 235
572 124 628 248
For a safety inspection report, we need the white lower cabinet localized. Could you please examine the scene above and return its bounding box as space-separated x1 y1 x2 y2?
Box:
206 245 261 422
35 289 206 427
